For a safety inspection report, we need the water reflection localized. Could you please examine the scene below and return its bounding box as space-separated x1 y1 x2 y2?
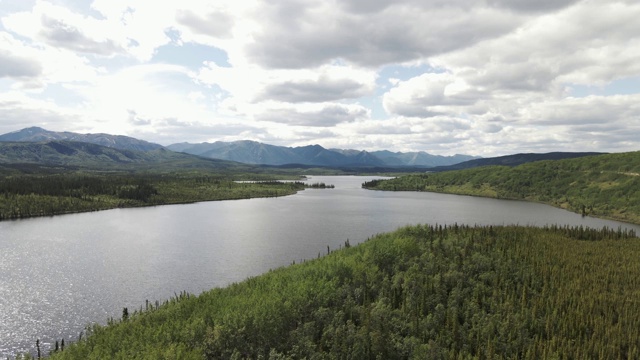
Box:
1 175 639 356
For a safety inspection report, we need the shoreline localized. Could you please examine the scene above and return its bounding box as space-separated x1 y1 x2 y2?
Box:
363 186 640 226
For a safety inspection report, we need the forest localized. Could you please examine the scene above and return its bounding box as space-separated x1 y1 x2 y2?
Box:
14 224 638 359
0 172 309 220
363 151 640 224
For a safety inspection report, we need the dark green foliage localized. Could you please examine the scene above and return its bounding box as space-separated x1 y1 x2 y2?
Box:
428 151 603 171
0 173 306 220
307 182 335 189
364 151 640 224
117 181 158 202
49 224 640 359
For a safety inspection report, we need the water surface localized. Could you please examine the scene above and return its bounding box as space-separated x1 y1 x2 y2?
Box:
2 176 639 356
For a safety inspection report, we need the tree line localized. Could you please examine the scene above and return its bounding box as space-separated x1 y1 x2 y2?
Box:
363 151 640 224
0 173 307 220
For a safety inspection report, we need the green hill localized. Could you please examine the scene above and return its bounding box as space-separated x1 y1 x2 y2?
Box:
0 140 254 172
39 224 639 359
426 151 604 171
363 152 640 224
0 126 164 152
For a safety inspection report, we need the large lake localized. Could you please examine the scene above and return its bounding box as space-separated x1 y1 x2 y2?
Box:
2 175 640 356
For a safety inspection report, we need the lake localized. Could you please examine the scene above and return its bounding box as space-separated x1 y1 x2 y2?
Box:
2 175 639 356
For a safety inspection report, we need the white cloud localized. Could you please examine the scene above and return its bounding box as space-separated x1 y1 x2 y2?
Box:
0 46 42 79
383 72 479 117
242 1 526 69
0 0 639 156
0 91 83 134
3 1 124 56
256 103 370 127
175 9 234 39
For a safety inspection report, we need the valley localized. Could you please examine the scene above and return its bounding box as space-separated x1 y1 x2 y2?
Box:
2 127 639 359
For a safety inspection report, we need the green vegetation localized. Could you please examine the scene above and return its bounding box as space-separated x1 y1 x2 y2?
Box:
363 151 640 224
27 224 638 359
0 173 308 220
307 182 335 189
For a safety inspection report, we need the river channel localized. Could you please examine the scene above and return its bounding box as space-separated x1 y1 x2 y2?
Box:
2 175 639 356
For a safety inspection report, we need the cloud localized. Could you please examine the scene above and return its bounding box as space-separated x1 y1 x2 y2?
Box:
373 1 640 155
0 92 82 135
175 9 234 39
39 15 123 55
1 1 640 156
243 1 525 69
3 1 124 56
260 78 369 103
198 63 375 102
433 1 640 91
383 72 479 117
256 66 376 103
257 104 369 127
525 95 640 126
0 49 42 78
129 118 267 146
487 0 580 13
0 31 100 89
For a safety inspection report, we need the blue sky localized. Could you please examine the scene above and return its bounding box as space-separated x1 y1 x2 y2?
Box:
0 0 639 156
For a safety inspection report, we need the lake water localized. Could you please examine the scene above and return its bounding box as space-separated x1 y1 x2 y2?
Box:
2 175 640 356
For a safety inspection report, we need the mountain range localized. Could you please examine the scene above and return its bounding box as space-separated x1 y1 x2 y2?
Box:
0 126 163 152
0 127 479 167
0 127 605 172
0 140 247 173
166 141 478 167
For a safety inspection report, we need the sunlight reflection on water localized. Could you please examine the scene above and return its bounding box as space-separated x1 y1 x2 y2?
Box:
2 176 639 357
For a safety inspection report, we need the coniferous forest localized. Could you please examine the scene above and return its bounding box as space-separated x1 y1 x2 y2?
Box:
6 150 640 359
19 224 639 359
363 151 640 224
0 173 309 220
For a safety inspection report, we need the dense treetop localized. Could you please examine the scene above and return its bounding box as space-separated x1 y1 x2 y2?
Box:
22 224 639 359
364 151 640 224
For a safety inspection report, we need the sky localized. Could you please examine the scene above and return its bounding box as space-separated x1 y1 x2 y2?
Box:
0 0 639 156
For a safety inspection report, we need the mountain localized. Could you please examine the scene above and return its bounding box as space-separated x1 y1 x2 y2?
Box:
0 127 478 168
427 152 606 172
168 141 477 167
369 150 478 167
168 141 381 167
0 140 249 172
0 126 164 152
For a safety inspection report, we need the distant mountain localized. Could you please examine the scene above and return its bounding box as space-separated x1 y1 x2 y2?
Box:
428 152 606 172
0 140 248 171
0 127 164 152
369 150 479 167
168 141 477 167
169 141 379 167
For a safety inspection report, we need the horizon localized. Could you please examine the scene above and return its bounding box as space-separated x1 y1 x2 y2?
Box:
3 125 617 158
1 1 639 157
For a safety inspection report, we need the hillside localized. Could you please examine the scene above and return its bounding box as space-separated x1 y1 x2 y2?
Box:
168 141 477 167
370 150 479 167
364 151 640 224
426 151 604 171
0 140 252 172
0 127 163 152
47 224 639 359
0 127 479 168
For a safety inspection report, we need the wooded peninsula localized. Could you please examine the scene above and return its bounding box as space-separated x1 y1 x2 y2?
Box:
0 172 311 220
32 224 640 359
